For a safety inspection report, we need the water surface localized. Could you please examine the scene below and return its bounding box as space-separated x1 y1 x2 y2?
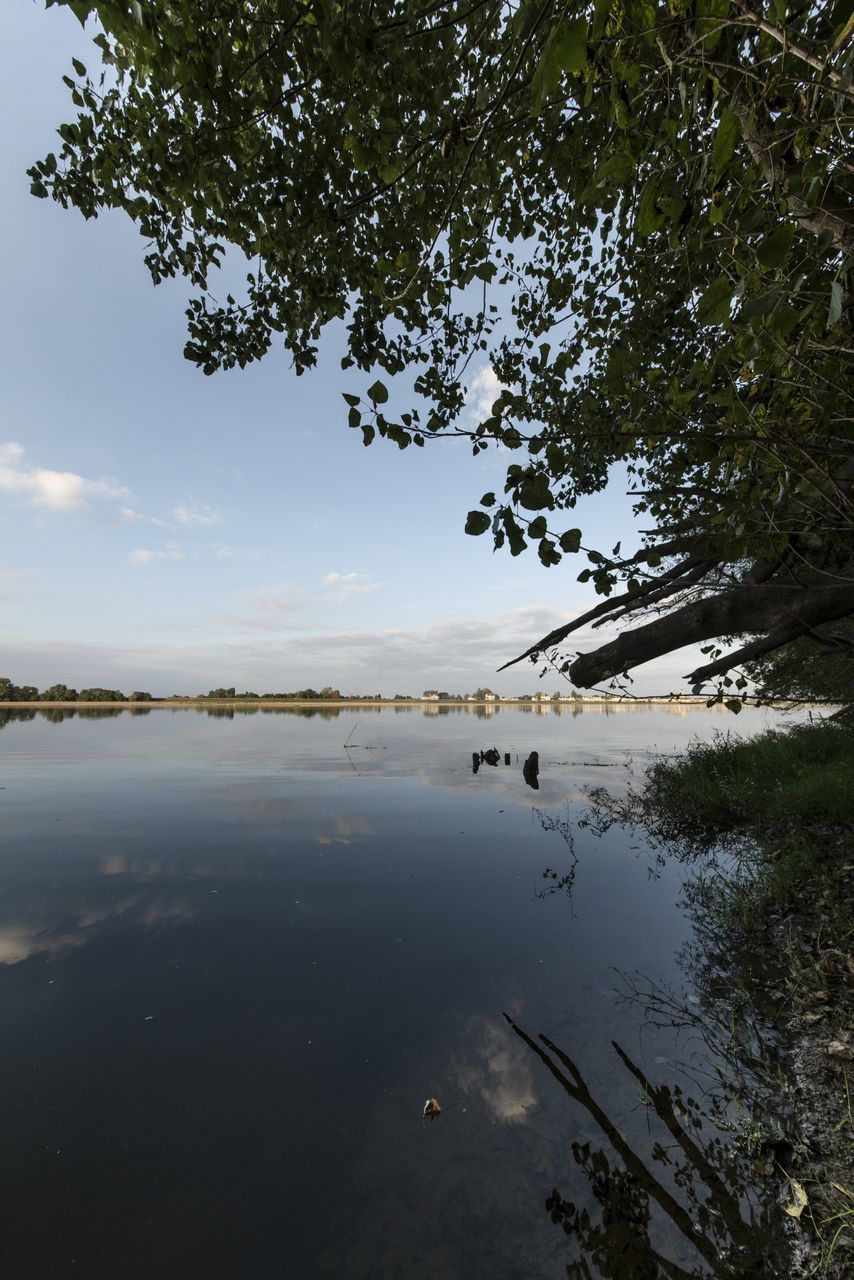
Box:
0 705 789 1277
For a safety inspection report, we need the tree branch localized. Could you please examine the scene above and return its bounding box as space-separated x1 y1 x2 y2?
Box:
567 576 854 688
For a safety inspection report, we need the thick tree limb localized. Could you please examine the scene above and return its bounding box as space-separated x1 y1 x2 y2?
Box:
565 577 854 688
684 621 812 684
497 551 712 671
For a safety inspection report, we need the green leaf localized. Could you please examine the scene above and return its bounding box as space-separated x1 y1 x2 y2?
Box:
531 15 587 114
711 108 741 180
528 515 548 538
552 16 588 74
724 699 743 714
342 392 360 407
593 151 633 189
480 491 496 507
465 510 491 535
756 223 795 270
559 528 582 553
367 379 389 404
697 275 733 325
832 11 854 50
592 0 611 40
361 423 375 446
593 0 611 40
696 0 729 51
632 0 657 44
71 57 87 77
828 280 844 327
538 538 561 567
518 476 553 510
348 406 361 429
636 179 664 236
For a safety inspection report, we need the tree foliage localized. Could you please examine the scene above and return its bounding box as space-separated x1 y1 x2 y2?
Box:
33 0 854 687
744 618 854 704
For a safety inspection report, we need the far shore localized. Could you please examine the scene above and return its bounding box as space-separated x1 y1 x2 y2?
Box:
1 696 793 710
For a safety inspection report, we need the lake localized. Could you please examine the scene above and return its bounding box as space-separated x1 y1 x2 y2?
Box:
0 704 791 1278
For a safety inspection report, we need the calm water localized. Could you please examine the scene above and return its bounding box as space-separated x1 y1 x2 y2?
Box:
0 704 790 1278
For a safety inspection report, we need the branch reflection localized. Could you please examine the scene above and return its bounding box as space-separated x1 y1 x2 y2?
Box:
504 1013 788 1279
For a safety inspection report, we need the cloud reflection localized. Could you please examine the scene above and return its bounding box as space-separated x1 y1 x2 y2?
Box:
314 816 374 845
453 1014 538 1124
0 890 195 966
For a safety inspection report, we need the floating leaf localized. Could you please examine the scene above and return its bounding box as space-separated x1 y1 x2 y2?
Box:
423 1097 441 1118
782 1176 808 1219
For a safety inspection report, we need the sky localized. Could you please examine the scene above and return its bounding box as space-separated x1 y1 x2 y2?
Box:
2 2 702 698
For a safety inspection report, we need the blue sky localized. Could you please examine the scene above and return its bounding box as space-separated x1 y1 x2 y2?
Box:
2 1 701 697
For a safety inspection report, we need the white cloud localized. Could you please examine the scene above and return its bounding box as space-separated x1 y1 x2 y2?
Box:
323 571 380 597
0 623 712 698
213 543 235 558
173 500 223 528
0 441 127 511
465 364 507 420
119 506 170 527
129 546 186 566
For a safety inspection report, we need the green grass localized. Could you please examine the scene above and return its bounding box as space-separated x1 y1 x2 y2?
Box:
608 720 854 1277
638 721 854 844
583 719 854 929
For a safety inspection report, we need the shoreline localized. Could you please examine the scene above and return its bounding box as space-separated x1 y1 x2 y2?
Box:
0 697 800 710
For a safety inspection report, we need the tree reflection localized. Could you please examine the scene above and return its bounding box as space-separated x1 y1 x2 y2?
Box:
0 708 38 728
533 807 578 910
504 1014 787 1279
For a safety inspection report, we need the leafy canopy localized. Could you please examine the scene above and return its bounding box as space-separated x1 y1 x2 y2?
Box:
33 0 854 688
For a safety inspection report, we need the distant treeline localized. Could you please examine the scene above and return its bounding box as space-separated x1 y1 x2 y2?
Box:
0 678 152 702
1 679 389 703
200 687 377 701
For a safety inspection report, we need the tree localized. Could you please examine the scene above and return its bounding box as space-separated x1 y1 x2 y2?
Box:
128 690 153 701
744 618 854 706
33 1 853 688
41 684 78 701
78 687 127 701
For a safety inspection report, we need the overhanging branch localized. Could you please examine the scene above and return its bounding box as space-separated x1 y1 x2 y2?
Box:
567 577 854 688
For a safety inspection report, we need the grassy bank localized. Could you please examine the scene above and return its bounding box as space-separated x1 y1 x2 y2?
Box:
594 719 854 1277
634 719 854 841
